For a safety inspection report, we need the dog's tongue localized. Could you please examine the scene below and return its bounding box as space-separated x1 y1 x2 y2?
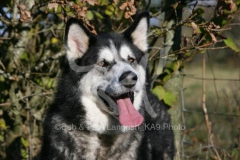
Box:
116 97 143 127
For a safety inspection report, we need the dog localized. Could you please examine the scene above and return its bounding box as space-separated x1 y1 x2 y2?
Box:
40 12 175 160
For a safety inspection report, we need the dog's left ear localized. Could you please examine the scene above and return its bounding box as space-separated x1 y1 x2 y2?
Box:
124 12 149 52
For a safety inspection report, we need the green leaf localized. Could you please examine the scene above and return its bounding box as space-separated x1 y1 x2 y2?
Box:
65 5 70 12
105 5 115 16
196 27 202 34
164 68 171 75
172 60 181 71
98 0 109 6
199 49 206 54
163 74 171 82
57 5 62 13
46 78 54 89
21 148 28 159
163 92 176 106
86 11 94 20
67 11 74 17
0 119 6 130
21 52 29 61
0 76 5 82
94 12 104 19
0 135 3 142
21 137 29 148
185 51 191 56
224 38 240 52
231 149 238 156
152 86 165 100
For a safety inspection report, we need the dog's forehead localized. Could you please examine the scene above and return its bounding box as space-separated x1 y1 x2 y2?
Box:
97 38 134 62
98 40 116 62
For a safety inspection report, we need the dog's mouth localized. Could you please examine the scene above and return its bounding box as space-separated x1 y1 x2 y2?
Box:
97 90 143 127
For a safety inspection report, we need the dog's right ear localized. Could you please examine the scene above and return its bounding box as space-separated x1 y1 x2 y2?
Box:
123 12 149 52
65 18 92 61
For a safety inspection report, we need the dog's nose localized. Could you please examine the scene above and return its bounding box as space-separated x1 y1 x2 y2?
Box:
119 71 138 88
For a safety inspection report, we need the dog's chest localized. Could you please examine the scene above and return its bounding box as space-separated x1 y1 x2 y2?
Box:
69 131 142 160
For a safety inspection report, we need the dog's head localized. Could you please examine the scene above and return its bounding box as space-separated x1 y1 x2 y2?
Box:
65 12 149 132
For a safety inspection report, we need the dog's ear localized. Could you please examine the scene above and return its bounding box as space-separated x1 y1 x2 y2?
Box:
124 12 149 52
65 18 93 61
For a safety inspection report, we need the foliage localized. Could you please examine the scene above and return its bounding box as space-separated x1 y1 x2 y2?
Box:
0 0 239 159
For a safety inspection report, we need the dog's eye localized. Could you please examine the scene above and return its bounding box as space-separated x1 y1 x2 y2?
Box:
97 60 108 67
128 56 135 63
98 61 105 67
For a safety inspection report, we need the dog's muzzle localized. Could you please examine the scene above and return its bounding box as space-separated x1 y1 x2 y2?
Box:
97 88 143 127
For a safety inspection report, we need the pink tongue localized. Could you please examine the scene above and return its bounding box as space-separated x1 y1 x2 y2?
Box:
116 97 143 127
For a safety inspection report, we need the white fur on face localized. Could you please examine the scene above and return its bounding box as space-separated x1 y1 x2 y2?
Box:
98 48 114 63
67 24 89 61
131 18 148 52
119 45 135 61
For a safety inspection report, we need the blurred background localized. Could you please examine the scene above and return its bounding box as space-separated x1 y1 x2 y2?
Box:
0 0 239 159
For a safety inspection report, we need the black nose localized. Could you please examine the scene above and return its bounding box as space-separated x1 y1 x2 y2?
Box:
119 71 138 88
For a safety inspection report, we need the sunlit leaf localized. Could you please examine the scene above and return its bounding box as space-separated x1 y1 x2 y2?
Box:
98 0 109 6
152 86 165 100
163 74 171 82
0 76 5 82
57 5 62 13
21 137 29 148
65 5 70 12
0 119 6 130
94 11 104 19
21 148 28 159
67 11 75 17
46 78 54 89
164 68 171 75
172 60 181 71
197 27 202 34
224 38 240 52
105 5 115 16
163 92 176 106
199 49 206 54
87 11 94 20
185 51 191 56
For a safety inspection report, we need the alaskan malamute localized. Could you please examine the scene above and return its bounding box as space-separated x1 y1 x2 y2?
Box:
40 12 175 160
